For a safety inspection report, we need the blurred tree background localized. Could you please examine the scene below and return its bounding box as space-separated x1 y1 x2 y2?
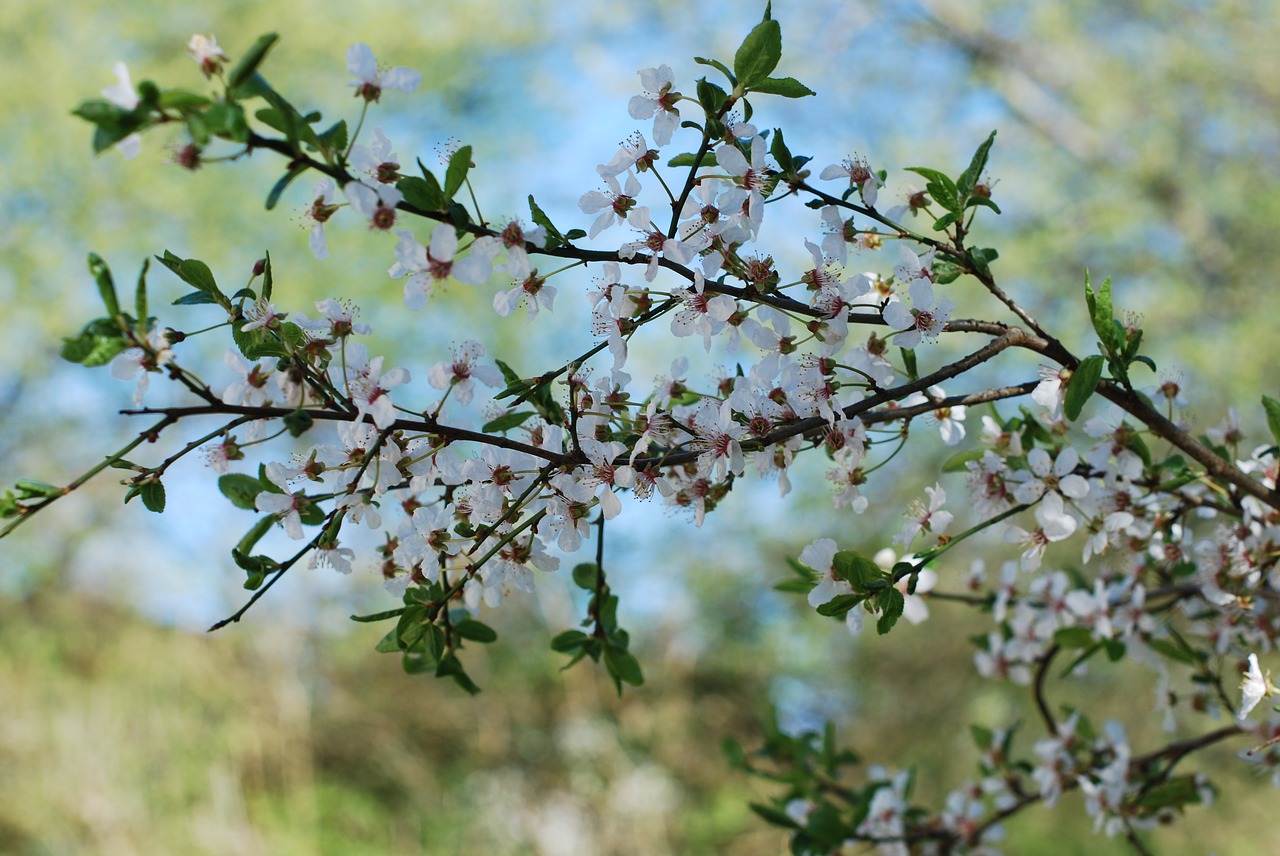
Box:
2 0 1278 852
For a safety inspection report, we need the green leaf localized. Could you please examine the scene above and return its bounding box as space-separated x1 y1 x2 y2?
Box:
1063 355 1105 421
436 652 482 695
481 411 535 433
88 253 121 318
1263 396 1280 447
398 174 444 212
875 588 904 635
60 319 126 366
696 77 729 114
283 409 314 438
957 130 996 198
265 166 306 211
203 101 249 143
966 246 998 280
749 803 802 830
133 258 149 323
138 479 165 513
350 607 406 623
734 19 782 90
831 551 882 588
603 643 644 693
693 55 735 84
235 515 275 556
444 145 473 200
1054 626 1095 649
748 76 815 98
815 593 864 618
551 629 590 653
941 448 985 473
667 152 717 169
316 119 348 157
218 473 265 510
158 89 212 111
228 33 280 93
572 562 600 591
904 167 959 212
172 291 220 306
374 628 402 653
453 619 498 643
1084 272 1120 355
527 194 569 248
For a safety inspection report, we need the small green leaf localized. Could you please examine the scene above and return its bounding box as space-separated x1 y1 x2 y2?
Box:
831 551 882 588
265 166 306 211
350 607 407 623
957 130 996 198
283 409 314 438
88 253 121 318
228 33 280 93
482 411 535 433
397 174 444 213
749 803 802 830
1263 396 1280 447
218 473 265 510
748 76 814 98
734 19 782 90
172 291 220 306
693 55 735 84
527 194 569 248
603 643 644 692
133 258 149 323
453 619 498 643
551 629 590 653
158 89 212 111
1054 626 1095 649
235 515 275 556
696 77 729 114
667 151 717 168
1063 355 1104 421
875 587 904 635
572 562 600 591
1084 272 1120 355
444 145 473 200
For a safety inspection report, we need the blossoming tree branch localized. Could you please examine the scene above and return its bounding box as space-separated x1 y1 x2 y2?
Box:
6 7 1280 852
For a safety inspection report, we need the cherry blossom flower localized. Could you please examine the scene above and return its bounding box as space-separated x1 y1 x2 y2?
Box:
344 180 403 231
802 538 852 607
187 34 226 78
1011 447 1090 506
1003 492 1078 571
628 65 681 146
1240 653 1275 719
301 179 338 260
716 136 770 235
894 484 953 546
670 272 735 350
347 43 421 102
428 340 503 406
881 278 953 349
1032 365 1071 418
343 342 409 429
255 466 306 540
580 172 643 239
110 330 175 404
294 298 371 340
390 227 496 309
820 154 882 207
350 127 401 185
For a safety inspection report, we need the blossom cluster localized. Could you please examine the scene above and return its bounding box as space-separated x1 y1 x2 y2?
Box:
26 15 1280 853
